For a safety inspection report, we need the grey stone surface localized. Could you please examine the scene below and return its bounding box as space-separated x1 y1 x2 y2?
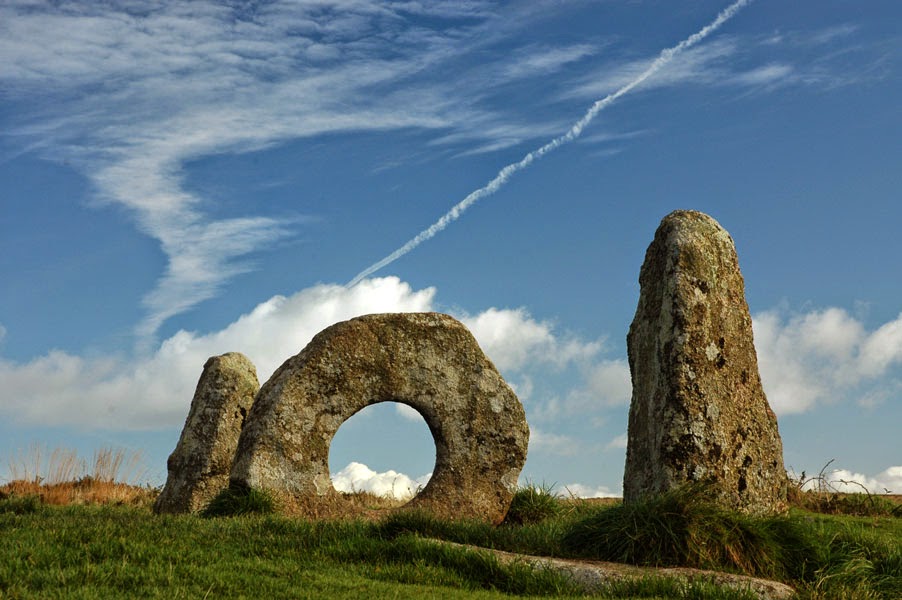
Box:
623 210 788 513
230 312 529 523
153 352 259 514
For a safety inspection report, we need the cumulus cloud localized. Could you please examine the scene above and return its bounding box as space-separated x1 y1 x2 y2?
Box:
582 360 632 407
605 433 629 451
531 359 631 422
752 308 902 414
460 307 601 372
0 277 613 431
529 428 579 457
0 277 432 429
331 461 628 501
562 483 619 499
394 403 425 421
331 461 431 499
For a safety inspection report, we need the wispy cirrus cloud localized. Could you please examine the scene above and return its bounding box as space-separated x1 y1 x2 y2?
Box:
0 1 541 339
502 44 597 80
3 1 889 341
564 22 891 102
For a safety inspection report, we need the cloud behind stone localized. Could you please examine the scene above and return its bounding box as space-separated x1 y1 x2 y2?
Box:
753 308 902 414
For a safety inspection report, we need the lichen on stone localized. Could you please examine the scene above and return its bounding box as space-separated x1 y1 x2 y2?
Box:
229 312 529 524
623 210 788 514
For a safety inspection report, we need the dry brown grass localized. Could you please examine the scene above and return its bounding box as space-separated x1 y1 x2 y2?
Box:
787 461 901 517
264 488 414 521
1 444 158 508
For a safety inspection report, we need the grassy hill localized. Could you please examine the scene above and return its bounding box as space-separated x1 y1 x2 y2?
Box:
1 480 899 599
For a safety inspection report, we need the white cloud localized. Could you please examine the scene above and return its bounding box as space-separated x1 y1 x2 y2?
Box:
503 44 595 80
858 316 902 378
729 63 794 86
605 432 628 451
461 308 555 371
562 483 619 499
565 22 882 103
331 461 431 499
583 360 632 407
176 277 437 381
507 376 534 402
530 358 631 422
529 427 579 457
798 465 902 495
0 277 433 429
0 1 578 336
461 307 601 372
804 24 860 46
578 129 651 146
0 277 611 431
4 2 881 339
566 38 740 100
752 308 902 415
395 403 424 421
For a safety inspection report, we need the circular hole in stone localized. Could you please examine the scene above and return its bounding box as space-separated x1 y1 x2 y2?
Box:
328 401 436 507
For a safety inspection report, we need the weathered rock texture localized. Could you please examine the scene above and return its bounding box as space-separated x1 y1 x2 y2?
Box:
230 312 529 524
623 210 787 513
153 352 259 514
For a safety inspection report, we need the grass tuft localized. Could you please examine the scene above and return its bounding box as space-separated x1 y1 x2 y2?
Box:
377 509 498 547
788 488 901 518
1 444 154 507
201 484 278 517
598 575 761 600
0 493 44 515
561 484 821 580
503 482 563 525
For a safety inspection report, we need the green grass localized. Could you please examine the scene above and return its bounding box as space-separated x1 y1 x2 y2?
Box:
0 500 756 599
0 487 898 599
789 488 901 518
0 493 43 515
201 484 279 517
561 485 818 579
503 482 564 526
559 486 901 599
0 502 580 599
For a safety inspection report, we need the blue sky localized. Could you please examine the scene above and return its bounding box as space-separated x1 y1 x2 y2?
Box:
1 0 900 497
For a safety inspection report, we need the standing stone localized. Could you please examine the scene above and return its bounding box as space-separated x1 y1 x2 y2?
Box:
153 352 259 514
623 210 787 513
230 312 529 524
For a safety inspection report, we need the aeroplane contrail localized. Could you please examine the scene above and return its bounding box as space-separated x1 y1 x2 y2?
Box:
347 0 753 288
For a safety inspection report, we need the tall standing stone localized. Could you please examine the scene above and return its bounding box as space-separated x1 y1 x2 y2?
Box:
153 352 259 514
623 210 787 513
